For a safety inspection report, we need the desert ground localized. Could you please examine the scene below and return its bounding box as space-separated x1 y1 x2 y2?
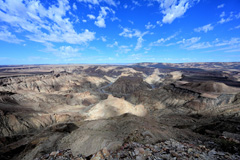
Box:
0 62 240 160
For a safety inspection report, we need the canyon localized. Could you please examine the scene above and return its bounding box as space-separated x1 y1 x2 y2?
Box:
0 62 240 160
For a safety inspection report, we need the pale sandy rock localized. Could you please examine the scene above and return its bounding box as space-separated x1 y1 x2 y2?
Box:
170 71 182 80
87 95 147 120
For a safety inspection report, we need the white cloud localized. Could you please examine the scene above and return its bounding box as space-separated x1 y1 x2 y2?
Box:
43 44 81 58
178 37 240 51
0 0 95 45
94 7 114 28
117 45 132 54
220 11 225 18
178 37 201 45
73 3 77 10
0 28 23 43
156 0 198 24
132 1 141 6
235 25 240 29
124 4 128 9
107 41 118 47
77 0 116 6
194 24 214 33
145 22 156 29
156 21 163 27
129 20 134 24
119 28 148 50
150 33 177 46
218 17 232 24
186 42 212 50
119 28 142 38
177 37 203 49
87 14 96 19
218 12 234 24
101 36 107 42
172 36 212 50
218 12 240 24
214 38 240 47
82 19 87 23
236 12 240 19
217 4 225 9
27 29 95 45
111 16 121 22
206 38 240 53
58 46 80 58
135 37 144 50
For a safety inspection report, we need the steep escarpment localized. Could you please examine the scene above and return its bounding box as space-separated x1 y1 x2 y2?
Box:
177 81 240 94
129 84 240 113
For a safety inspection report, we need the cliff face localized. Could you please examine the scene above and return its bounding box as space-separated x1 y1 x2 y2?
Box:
129 84 240 114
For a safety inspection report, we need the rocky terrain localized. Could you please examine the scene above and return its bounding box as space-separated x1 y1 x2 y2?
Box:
0 62 240 160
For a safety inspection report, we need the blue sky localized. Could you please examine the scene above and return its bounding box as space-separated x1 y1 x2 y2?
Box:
0 0 240 64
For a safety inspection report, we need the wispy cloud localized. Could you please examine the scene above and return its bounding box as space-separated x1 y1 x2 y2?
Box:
73 3 77 10
177 37 240 51
77 0 116 6
101 36 107 42
176 37 209 50
234 25 240 30
220 11 225 18
129 20 134 25
194 24 214 33
0 28 23 44
119 27 148 50
119 28 142 38
57 46 80 58
132 0 141 6
186 42 212 50
107 41 118 47
150 33 177 46
135 36 144 50
217 4 225 9
218 13 233 24
95 7 114 28
145 22 156 29
87 14 96 19
43 43 82 58
117 45 132 54
154 0 199 24
217 12 240 24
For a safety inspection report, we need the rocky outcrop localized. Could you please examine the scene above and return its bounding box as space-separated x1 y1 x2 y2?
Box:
106 76 151 94
57 114 178 157
35 139 240 160
0 123 79 160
